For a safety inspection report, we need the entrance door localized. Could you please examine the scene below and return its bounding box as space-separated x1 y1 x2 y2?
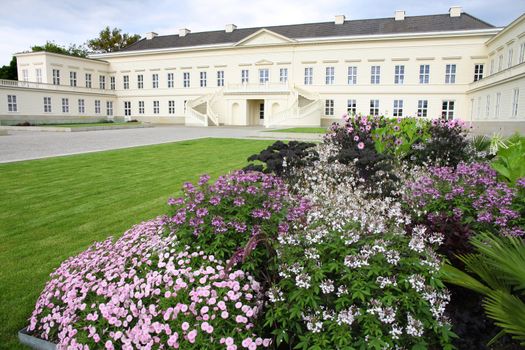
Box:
259 103 265 125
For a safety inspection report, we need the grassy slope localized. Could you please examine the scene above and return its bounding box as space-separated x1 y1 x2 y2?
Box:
0 138 273 349
267 127 328 133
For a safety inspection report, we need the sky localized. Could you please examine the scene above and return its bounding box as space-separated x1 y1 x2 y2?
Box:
1 0 524 65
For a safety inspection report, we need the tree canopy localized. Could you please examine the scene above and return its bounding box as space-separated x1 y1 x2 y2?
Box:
0 57 17 80
87 26 141 53
31 42 88 58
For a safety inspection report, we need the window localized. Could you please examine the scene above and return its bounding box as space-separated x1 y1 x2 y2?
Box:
394 65 405 84
498 54 503 72
124 101 131 116
169 100 175 114
325 99 334 116
78 99 85 114
477 96 482 119
474 64 484 81
106 101 113 116
519 42 525 64
69 72 77 86
370 66 380 84
486 95 491 118
183 72 190 88
137 74 144 89
512 88 520 118
43 97 52 112
217 71 225 87
184 100 187 113
200 72 207 87
36 68 42 83
152 74 159 88
22 69 29 82
347 66 357 85
417 100 428 117
110 76 115 90
442 100 455 120
52 69 60 85
259 69 269 84
304 67 313 85
62 98 69 113
99 76 105 89
123 75 129 89
167 73 174 88
495 92 501 119
153 100 160 114
85 73 92 88
393 100 403 117
138 101 145 114
325 67 335 85
279 68 288 83
419 65 430 84
95 100 101 114
241 69 249 84
508 48 514 68
445 64 456 84
370 99 379 116
347 99 356 115
490 59 495 75
7 95 17 112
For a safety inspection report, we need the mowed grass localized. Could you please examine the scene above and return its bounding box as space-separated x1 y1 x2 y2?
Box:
0 138 273 349
267 127 328 133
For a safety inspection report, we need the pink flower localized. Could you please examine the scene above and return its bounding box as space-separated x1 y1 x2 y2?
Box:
181 322 190 331
357 142 365 150
187 329 197 343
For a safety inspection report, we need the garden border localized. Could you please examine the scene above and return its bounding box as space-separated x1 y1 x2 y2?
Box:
18 327 57 350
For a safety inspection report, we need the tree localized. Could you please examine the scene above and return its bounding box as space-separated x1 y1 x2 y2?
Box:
31 41 87 58
87 26 141 53
0 57 17 80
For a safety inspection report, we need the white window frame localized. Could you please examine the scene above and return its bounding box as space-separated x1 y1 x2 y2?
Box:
167 73 174 88
259 68 269 85
78 99 85 114
486 95 491 118
394 65 404 84
217 70 224 86
347 99 356 115
347 66 357 85
110 76 115 90
153 100 160 114
22 69 29 82
508 48 514 68
124 101 131 116
512 88 520 118
36 68 42 83
419 65 430 84
474 64 484 82
52 69 60 85
61 98 69 113
393 99 403 117
370 99 379 116
498 54 504 72
85 73 92 88
152 74 159 88
168 100 175 114
200 71 207 87
241 69 249 84
106 101 113 116
183 72 190 88
477 96 482 119
99 76 105 89
445 64 456 84
123 75 129 89
304 67 313 85
7 95 17 112
370 66 380 84
325 66 335 85
138 101 145 114
95 100 101 114
519 42 525 64
495 92 501 119
442 100 455 120
279 68 288 83
69 72 77 86
417 100 428 117
324 99 334 116
44 97 52 113
138 74 144 89
490 59 495 75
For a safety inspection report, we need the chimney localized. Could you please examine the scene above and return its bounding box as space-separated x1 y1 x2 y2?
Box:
145 32 158 40
394 10 405 21
179 28 191 37
335 15 346 25
225 24 237 33
449 6 462 17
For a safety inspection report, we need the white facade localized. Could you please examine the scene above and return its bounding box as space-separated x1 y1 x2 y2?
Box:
1 9 524 131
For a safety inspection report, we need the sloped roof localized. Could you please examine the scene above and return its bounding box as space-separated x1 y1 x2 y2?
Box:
120 13 495 52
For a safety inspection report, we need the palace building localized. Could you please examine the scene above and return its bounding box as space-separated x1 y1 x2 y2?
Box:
1 7 524 132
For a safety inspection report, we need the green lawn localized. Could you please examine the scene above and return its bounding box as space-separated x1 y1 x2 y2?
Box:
0 138 273 349
267 127 328 133
41 122 141 128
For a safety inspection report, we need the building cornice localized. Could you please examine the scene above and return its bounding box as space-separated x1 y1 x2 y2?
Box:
15 51 110 64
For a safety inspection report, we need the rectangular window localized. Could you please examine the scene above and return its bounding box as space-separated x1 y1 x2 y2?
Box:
477 97 482 119
106 101 113 116
325 66 335 85
200 71 207 87
138 101 145 114
370 66 380 84
7 95 17 112
486 95 491 118
85 73 92 88
124 101 131 116
167 73 174 88
62 98 69 113
183 72 190 88
442 100 455 120
419 65 430 84
53 69 60 85
152 74 159 88
393 100 403 117
519 42 525 64
99 76 105 89
508 48 514 68
512 88 520 118
279 68 288 83
498 54 503 72
123 75 129 89
137 74 144 89
417 100 428 117
370 99 379 116
394 65 405 84
259 68 269 84
169 100 175 114
445 64 456 84
490 59 495 75
110 76 115 90
347 66 357 85
304 67 313 85
69 72 77 86
217 71 224 87
78 99 85 114
495 92 501 119
241 69 249 84
43 97 52 112
21 69 28 82
474 64 484 81
36 68 42 83
347 99 356 115
153 100 160 114
95 100 101 114
325 99 334 116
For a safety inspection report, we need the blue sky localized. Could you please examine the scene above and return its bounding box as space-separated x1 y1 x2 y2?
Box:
1 0 524 65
